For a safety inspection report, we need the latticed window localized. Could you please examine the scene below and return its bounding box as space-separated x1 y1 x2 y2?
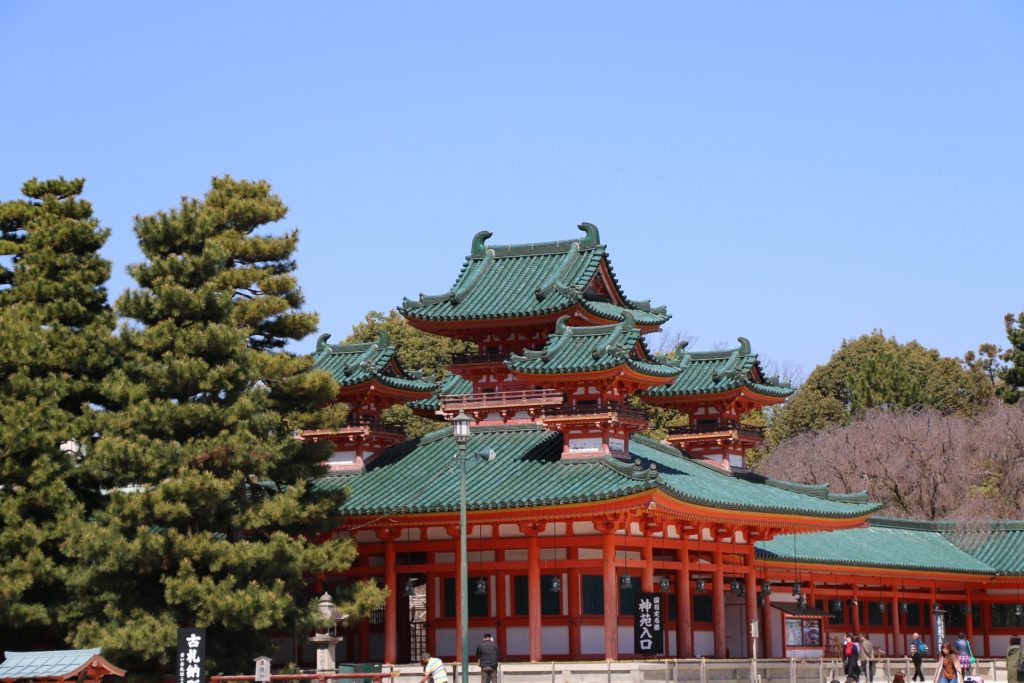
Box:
582 575 604 615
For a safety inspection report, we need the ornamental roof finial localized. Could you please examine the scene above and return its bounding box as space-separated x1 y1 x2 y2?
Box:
471 230 493 256
577 222 600 247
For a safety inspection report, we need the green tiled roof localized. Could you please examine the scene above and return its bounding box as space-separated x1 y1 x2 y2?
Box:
314 425 879 520
506 314 680 379
643 337 793 399
958 521 1024 575
629 436 880 518
400 224 669 326
755 517 995 574
408 373 473 412
312 332 436 394
0 649 111 679
580 298 669 327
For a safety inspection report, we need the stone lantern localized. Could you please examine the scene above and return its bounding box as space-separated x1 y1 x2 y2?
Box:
309 592 347 672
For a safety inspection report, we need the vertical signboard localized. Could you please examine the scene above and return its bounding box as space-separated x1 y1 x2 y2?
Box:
634 592 664 655
934 607 946 650
178 627 206 683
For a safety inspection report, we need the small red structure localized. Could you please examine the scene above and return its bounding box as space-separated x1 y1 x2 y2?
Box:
0 649 126 683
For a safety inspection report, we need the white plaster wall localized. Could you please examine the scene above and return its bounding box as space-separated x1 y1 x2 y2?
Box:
435 628 455 658
694 630 715 657
541 626 569 655
989 634 1013 656
505 626 529 656
329 451 357 465
580 625 605 655
617 625 634 655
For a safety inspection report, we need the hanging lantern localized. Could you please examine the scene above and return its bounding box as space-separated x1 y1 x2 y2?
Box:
621 572 633 589
791 581 802 597
660 576 671 593
757 594 766 608
878 601 886 614
549 575 561 594
900 601 909 614
797 594 808 610
761 581 772 596
1015 604 1023 617
475 577 488 595
731 578 743 597
849 597 859 607
695 576 706 593
404 578 416 597
831 599 843 613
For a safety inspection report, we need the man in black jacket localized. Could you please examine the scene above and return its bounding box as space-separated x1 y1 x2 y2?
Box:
475 633 500 683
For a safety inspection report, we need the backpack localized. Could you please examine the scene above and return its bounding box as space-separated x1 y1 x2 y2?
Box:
919 642 929 655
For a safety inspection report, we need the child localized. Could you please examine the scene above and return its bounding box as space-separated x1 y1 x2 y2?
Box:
893 671 906 683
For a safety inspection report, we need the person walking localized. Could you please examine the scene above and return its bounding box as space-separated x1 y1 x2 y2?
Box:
909 633 929 682
860 634 878 683
954 634 974 681
419 653 449 683
1007 635 1022 683
933 642 963 683
475 633 500 683
844 634 862 683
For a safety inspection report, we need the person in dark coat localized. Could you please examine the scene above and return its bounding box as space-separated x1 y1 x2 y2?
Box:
844 634 861 683
475 633 500 683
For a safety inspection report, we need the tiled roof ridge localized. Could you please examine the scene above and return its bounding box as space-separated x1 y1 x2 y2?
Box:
869 516 1024 533
597 456 662 482
630 433 685 457
470 222 604 258
764 477 871 504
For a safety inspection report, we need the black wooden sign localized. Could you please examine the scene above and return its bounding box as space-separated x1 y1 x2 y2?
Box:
178 627 207 683
634 591 664 655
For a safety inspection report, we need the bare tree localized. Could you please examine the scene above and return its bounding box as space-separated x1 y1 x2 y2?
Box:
649 327 697 355
758 403 1024 520
760 357 806 388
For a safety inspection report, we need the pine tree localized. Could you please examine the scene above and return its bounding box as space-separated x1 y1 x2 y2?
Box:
1000 312 1024 404
66 177 379 675
0 178 115 648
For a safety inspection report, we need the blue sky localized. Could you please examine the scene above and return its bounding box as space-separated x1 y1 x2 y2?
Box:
2 2 1022 376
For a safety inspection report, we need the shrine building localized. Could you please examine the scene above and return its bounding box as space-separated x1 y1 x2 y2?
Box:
302 224 1024 666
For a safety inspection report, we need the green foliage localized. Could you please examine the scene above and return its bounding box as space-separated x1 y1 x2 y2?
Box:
380 404 445 439
346 309 473 378
764 331 993 450
1000 312 1024 404
627 395 688 442
0 178 115 649
64 177 379 676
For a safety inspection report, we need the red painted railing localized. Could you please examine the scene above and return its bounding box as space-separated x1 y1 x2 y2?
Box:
667 421 764 438
439 389 564 412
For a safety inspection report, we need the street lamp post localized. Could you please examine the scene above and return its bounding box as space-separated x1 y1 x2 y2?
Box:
453 411 472 683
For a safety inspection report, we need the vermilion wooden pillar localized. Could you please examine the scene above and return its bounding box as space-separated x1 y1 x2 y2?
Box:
966 590 975 648
852 587 861 637
891 590 902 656
713 544 726 658
745 563 757 658
677 535 693 658
603 530 619 660
527 531 542 661
383 534 397 663
568 546 582 660
642 535 655 592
